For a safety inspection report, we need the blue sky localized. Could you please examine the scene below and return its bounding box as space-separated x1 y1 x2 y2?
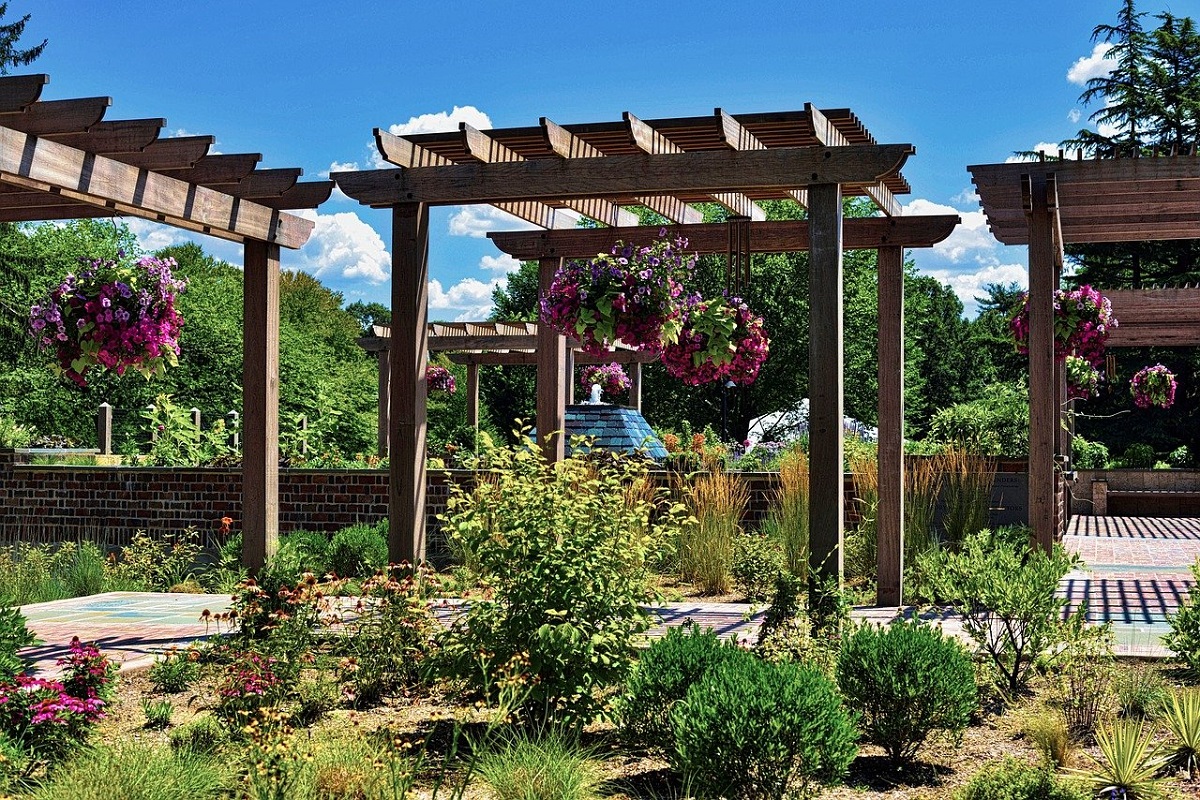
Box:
21 1 1195 318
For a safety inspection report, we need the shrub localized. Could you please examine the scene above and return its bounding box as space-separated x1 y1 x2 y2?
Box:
732 533 785 602
619 623 751 752
438 437 683 728
1072 436 1111 470
680 469 748 594
1166 559 1200 675
1115 663 1169 719
105 531 201 593
1169 445 1192 468
259 530 331 592
327 522 388 578
0 606 35 682
917 528 1078 696
1021 707 1075 768
214 651 283 723
477 731 605 800
168 714 228 756
957 757 1090 800
836 620 977 763
1124 442 1156 469
928 382 1029 457
147 648 200 694
25 742 231 800
1162 688 1200 778
1046 616 1114 739
672 656 857 799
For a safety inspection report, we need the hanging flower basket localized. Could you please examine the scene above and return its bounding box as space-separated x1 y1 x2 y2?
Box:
661 295 770 386
539 229 695 355
1065 354 1101 401
1009 284 1117 367
29 253 187 387
580 362 630 399
1130 364 1176 409
426 365 456 394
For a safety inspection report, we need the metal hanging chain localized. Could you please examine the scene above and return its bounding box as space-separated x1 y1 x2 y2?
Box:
725 215 752 297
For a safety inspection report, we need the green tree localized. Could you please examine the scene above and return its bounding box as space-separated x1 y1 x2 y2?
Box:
345 300 390 331
0 3 45 74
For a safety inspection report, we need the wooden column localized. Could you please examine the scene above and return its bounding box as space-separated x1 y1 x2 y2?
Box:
389 203 430 564
1027 174 1058 552
566 348 576 405
536 257 566 462
242 239 281 571
876 245 904 606
808 183 844 585
629 361 642 412
466 363 480 429
376 349 390 456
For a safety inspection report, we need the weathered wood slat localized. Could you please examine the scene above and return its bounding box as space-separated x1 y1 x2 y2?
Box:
0 126 312 248
256 181 335 210
0 74 47 113
715 107 809 209
877 245 904 606
45 119 165 154
241 240 281 570
220 168 302 198
488 216 958 258
107 136 212 170
807 104 900 216
334 144 914 207
0 201 114 221
0 97 110 135
160 153 262 184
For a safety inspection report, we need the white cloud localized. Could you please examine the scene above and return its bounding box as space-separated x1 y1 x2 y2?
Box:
1004 142 1061 163
924 263 1028 308
1067 42 1114 85
369 105 494 168
902 198 1001 264
322 160 359 177
291 209 390 283
951 187 980 206
1068 108 1082 124
479 253 520 273
428 276 505 321
447 204 544 237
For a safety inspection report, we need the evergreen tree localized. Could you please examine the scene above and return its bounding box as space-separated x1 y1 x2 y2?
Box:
0 3 44 75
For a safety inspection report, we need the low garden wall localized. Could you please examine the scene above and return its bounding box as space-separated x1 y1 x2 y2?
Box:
1073 468 1200 516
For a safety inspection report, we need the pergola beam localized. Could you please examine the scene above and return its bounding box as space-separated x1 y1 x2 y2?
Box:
0 74 46 112
332 143 915 207
488 216 958 258
0 126 313 248
807 104 901 216
46 119 165 154
160 153 262 184
107 136 213 171
0 97 109 135
218 168 302 198
714 107 809 209
445 348 659 366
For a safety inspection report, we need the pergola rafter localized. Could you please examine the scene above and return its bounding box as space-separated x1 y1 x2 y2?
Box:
0 73 333 570
334 105 954 609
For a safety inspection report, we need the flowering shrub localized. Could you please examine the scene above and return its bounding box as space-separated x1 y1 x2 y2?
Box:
540 229 695 355
426 364 456 394
29 253 187 387
1009 285 1116 367
56 637 117 707
1131 364 1177 409
661 294 770 385
580 362 631 399
1065 355 1101 401
215 651 283 722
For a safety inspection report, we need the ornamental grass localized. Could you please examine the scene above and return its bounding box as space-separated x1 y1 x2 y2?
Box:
937 448 996 546
680 469 748 595
764 447 809 580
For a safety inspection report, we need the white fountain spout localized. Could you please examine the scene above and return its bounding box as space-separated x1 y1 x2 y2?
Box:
589 383 604 404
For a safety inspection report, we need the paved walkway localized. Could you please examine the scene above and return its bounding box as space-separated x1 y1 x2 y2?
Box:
15 514 1199 672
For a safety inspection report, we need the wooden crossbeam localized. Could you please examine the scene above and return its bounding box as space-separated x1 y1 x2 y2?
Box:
375 127 575 230
220 168 302 198
334 143 914 207
0 74 46 113
806 104 900 216
0 126 312 248
45 119 164 153
107 136 213 170
625 111 766 221
461 123 637 227
488 215 958 258
446 349 659 366
0 97 110 136
160 154 262 184
541 117 701 225
715 107 809 209
0 200 113 221
257 181 335 210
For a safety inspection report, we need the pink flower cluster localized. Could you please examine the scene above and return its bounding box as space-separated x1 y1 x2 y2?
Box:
1130 364 1177 409
1064 355 1101 401
29 253 187 387
661 295 770 386
1010 284 1116 367
426 364 457 394
580 362 631 398
540 229 695 355
217 651 281 719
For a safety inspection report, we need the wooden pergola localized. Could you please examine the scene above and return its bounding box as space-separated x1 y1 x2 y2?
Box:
0 73 333 568
334 106 958 605
357 321 657 454
970 154 1200 550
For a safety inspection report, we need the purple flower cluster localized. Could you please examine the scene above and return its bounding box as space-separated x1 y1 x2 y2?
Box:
29 253 187 387
426 364 457 394
540 229 695 355
216 651 281 720
1010 284 1117 367
661 295 770 386
580 362 631 398
1065 355 1101 401
1130 364 1177 409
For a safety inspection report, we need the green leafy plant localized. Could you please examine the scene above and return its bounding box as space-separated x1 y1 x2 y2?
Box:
1115 663 1169 719
327 521 388 579
763 447 809 580
142 698 174 730
147 648 199 694
1166 559 1200 675
732 533 785 602
1161 688 1200 779
1021 707 1076 769
957 757 1090 800
293 669 340 726
438 436 683 728
0 411 33 449
1069 719 1170 800
22 742 232 800
0 606 35 681
1124 442 1156 469
477 730 605 800
928 382 1029 457
917 527 1079 696
671 655 858 799
836 619 977 763
1046 615 1115 739
1073 436 1111 470
105 530 202 593
168 713 228 756
619 622 751 754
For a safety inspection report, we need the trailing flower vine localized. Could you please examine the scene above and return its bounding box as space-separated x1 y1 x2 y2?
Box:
426 364 456 394
661 294 770 386
580 362 630 399
1009 284 1116 367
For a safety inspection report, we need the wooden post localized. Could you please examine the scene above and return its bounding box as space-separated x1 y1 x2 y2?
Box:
96 402 112 455
466 363 480 429
1027 173 1058 552
242 239 281 571
376 349 390 457
566 348 576 405
629 361 642 412
808 183 844 586
536 258 566 462
389 203 430 564
876 246 904 606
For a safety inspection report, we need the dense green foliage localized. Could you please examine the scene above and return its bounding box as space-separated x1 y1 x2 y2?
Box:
836 620 977 763
927 383 1029 456
0 606 34 681
956 757 1090 800
1166 559 1200 675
